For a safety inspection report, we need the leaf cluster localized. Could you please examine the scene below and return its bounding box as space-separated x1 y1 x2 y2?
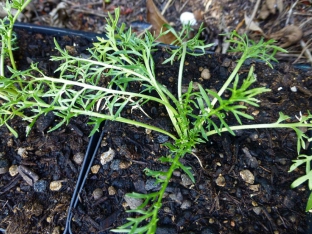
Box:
289 154 312 211
226 30 288 68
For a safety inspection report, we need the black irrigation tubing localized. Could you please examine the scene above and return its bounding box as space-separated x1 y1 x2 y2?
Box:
13 22 106 42
11 22 312 233
63 122 106 234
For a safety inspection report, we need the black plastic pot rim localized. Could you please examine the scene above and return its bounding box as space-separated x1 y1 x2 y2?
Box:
11 22 312 234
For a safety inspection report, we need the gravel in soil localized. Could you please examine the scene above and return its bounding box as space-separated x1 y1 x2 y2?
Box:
0 27 311 234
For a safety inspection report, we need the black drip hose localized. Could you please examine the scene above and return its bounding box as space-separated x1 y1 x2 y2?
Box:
63 122 106 234
13 22 107 42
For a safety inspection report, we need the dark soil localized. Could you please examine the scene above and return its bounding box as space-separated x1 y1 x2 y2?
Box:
1 1 312 234
0 26 311 234
21 0 312 65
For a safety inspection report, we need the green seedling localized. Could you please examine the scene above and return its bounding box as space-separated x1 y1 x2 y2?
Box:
1 1 312 233
289 154 312 211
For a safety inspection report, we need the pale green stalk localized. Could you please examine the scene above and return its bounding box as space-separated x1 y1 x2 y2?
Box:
0 43 4 76
141 49 183 137
177 43 187 102
206 122 312 137
210 57 245 108
18 98 178 139
7 0 32 70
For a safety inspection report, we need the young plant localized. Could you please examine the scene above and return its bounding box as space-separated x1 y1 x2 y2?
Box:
1 3 312 233
0 0 32 136
289 153 312 211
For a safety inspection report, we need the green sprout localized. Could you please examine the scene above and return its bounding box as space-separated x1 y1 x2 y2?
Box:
289 154 312 211
1 1 312 233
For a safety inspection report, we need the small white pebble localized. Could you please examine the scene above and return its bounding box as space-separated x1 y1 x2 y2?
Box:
17 148 28 158
73 152 84 165
277 87 283 91
100 148 115 165
290 86 297 92
9 165 18 177
92 188 103 200
180 12 197 26
50 181 63 191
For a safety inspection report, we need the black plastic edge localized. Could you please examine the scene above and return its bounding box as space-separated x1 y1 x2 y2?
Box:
63 123 106 234
13 22 107 42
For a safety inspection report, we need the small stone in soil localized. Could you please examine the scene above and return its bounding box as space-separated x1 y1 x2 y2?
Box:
133 179 147 194
249 184 260 191
215 174 226 187
119 160 132 169
173 170 181 177
169 191 183 204
73 152 84 165
17 147 28 158
201 68 211 80
107 186 116 196
92 188 103 200
242 147 259 168
181 174 193 187
9 164 18 176
181 200 192 209
145 178 160 191
124 196 143 209
157 134 169 144
49 181 63 191
34 180 48 193
253 206 262 215
100 148 115 165
163 207 171 213
239 169 255 184
110 159 120 171
91 165 100 174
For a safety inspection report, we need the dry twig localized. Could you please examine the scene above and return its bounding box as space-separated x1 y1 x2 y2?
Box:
245 0 261 33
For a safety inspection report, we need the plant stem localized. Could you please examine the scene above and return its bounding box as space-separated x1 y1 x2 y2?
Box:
178 43 187 102
7 0 33 70
0 37 4 76
149 150 185 230
210 56 245 108
206 122 312 137
21 100 178 140
32 76 179 116
142 51 183 137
